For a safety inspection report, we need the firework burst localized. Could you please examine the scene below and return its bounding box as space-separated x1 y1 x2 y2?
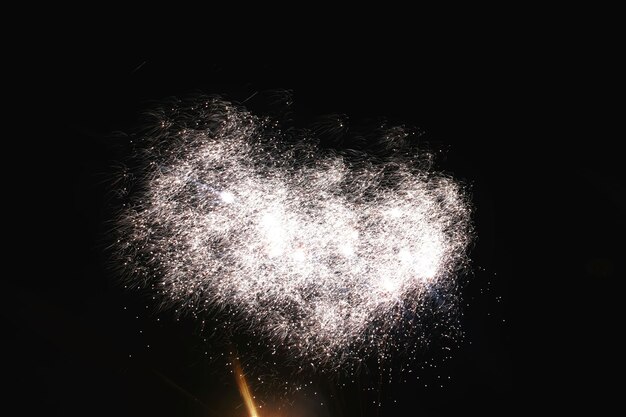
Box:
117 97 472 367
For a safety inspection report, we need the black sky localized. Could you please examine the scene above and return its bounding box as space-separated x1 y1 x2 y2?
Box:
9 54 595 416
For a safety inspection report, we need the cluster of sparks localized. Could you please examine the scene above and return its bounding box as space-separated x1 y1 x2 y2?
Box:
118 97 472 367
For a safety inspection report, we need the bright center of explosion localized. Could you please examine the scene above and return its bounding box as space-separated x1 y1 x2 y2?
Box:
120 98 471 363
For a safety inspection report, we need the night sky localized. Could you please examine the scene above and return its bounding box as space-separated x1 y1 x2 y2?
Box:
9 56 535 416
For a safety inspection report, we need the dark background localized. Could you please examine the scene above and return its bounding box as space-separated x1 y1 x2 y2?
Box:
9 54 609 416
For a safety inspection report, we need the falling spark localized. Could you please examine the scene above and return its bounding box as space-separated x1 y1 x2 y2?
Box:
233 357 260 417
117 97 472 366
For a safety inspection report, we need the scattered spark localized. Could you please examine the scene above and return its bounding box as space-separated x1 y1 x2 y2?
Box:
131 61 146 73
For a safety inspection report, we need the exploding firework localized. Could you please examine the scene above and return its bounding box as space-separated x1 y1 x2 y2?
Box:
117 97 472 367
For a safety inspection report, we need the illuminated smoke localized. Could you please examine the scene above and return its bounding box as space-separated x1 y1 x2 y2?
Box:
118 97 472 366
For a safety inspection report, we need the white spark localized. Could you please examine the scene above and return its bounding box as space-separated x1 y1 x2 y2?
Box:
118 98 472 366
219 191 235 203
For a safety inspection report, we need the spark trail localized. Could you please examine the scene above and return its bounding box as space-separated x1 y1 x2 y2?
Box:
233 357 259 417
